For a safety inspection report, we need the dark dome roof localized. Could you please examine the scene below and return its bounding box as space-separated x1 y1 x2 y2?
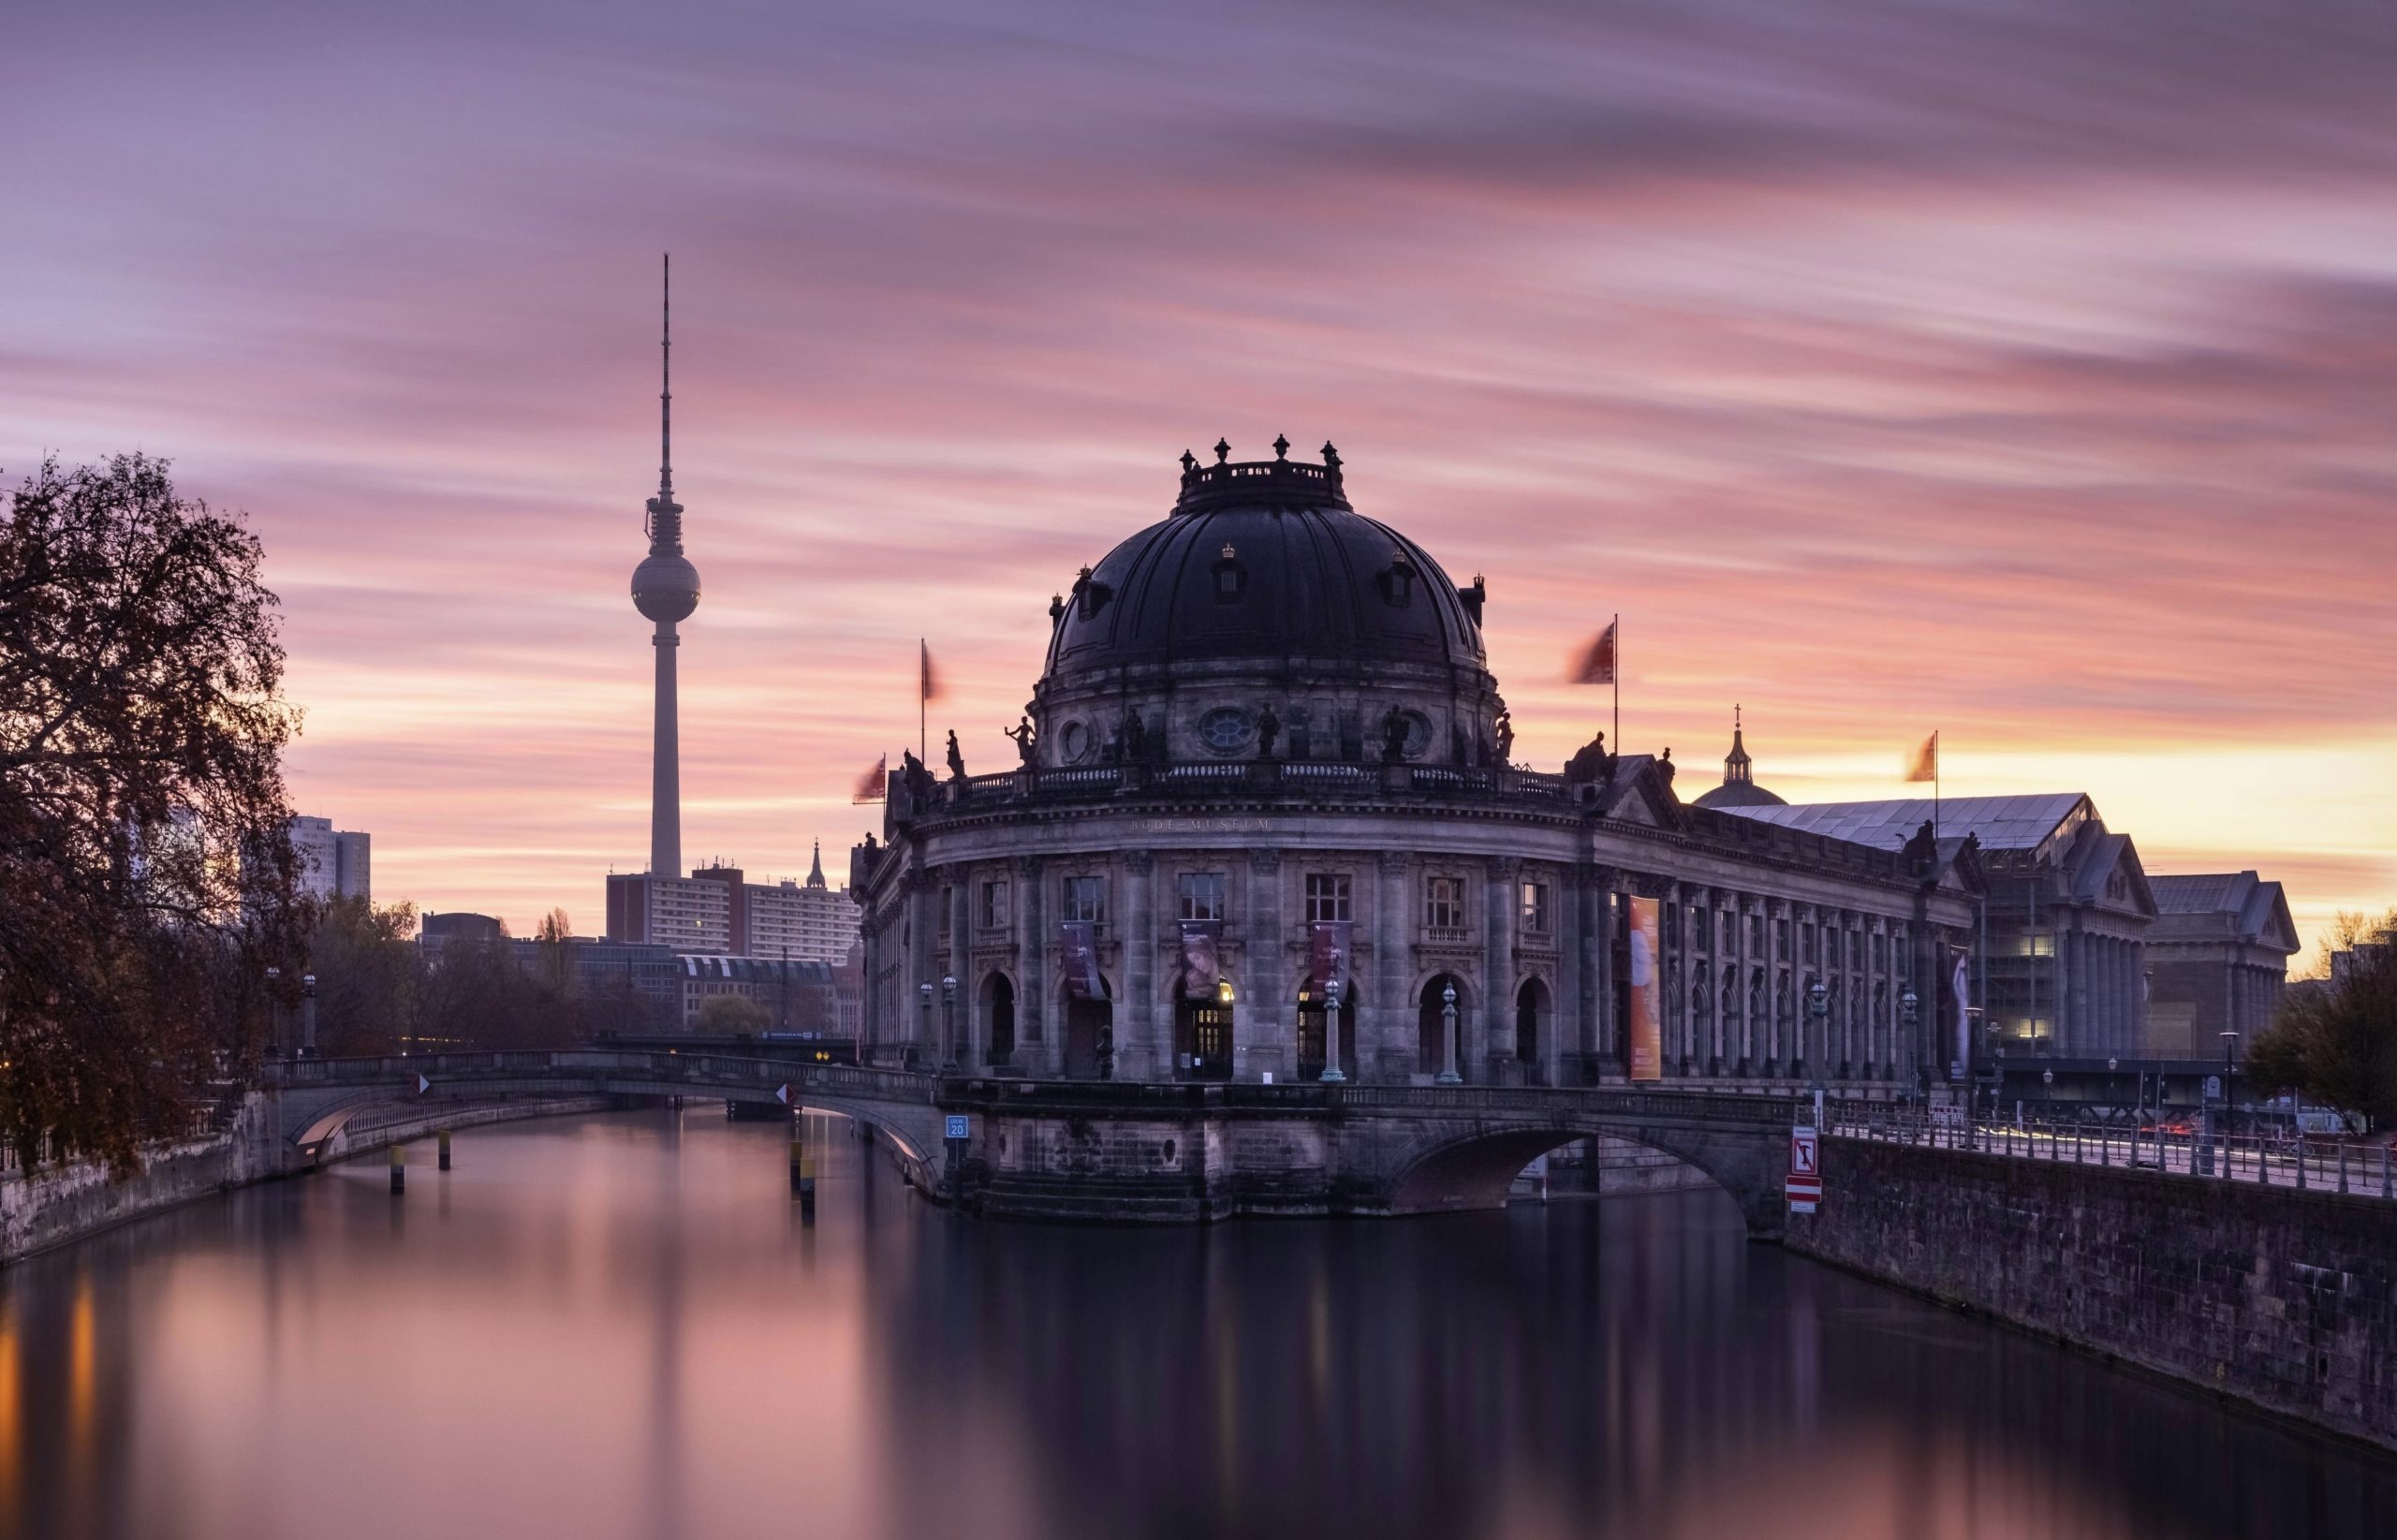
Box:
1042 445 1487 687
1694 779 1787 810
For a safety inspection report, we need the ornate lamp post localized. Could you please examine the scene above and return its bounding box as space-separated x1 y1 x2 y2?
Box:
265 965 284 1058
1436 981 1462 1085
301 973 317 1059
942 975 959 1071
1320 973 1346 1084
919 982 934 1071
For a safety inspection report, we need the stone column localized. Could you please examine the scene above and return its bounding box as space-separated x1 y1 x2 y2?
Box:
1124 850 1157 1081
1591 867 1619 1080
1661 881 1683 1076
1479 857 1514 1078
947 879 971 1066
1376 851 1411 1082
1246 851 1286 1080
905 870 936 1067
1762 898 1786 1077
1013 856 1047 1069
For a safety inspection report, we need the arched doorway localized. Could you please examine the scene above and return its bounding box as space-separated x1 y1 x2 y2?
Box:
1419 975 1468 1081
1514 977 1548 1078
981 973 1017 1068
1063 975 1113 1080
1295 978 1360 1080
1174 979 1235 1081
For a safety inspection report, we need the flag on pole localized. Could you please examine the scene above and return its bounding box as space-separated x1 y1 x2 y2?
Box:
919 639 943 704
851 755 889 804
1904 731 1938 783
1570 620 1618 685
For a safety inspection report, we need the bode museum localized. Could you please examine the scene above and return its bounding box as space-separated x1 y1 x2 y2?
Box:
851 439 1986 1095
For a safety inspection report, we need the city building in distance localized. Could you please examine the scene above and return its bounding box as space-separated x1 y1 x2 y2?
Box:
288 814 371 902
604 846 861 963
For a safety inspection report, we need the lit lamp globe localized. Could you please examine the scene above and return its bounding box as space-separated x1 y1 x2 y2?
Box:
632 550 700 624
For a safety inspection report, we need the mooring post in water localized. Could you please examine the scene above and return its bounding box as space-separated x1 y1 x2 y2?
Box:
438 1129 452 1171
792 1124 816 1214
390 1144 405 1195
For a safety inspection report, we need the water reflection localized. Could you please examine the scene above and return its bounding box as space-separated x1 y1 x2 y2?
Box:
0 1110 2388 1540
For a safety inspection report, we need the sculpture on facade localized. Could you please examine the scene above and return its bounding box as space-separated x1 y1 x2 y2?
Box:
1004 714 1037 765
1380 707 1411 763
946 729 967 782
1257 703 1280 759
1493 707 1515 762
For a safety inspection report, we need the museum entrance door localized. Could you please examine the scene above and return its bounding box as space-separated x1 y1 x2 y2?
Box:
1175 997 1234 1080
1065 998 1112 1079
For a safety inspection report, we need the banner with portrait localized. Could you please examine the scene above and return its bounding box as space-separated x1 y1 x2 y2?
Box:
1060 920 1108 1001
1178 920 1222 1001
1627 895 1662 1081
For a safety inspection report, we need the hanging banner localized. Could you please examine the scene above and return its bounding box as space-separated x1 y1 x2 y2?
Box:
1627 895 1662 1081
1060 920 1108 1001
1948 949 1971 1080
1306 920 1354 998
1178 920 1222 1000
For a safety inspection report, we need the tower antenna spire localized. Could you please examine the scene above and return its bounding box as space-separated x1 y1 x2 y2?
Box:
659 252 672 504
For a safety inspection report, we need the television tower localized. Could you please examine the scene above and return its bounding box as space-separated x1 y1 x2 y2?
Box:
630 254 699 877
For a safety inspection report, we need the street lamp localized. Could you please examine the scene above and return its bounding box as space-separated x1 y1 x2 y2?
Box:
919 982 934 1071
265 965 284 1058
1436 981 1462 1085
2219 1029 2240 1135
942 975 959 1071
301 973 317 1059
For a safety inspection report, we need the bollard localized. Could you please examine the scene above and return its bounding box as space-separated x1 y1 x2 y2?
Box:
390 1144 405 1195
791 1130 816 1211
438 1129 452 1172
2338 1142 2348 1195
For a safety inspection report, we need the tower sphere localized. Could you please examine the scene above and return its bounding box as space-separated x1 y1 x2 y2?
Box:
632 549 700 623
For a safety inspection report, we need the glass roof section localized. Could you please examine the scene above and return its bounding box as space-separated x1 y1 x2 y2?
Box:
1716 793 2091 855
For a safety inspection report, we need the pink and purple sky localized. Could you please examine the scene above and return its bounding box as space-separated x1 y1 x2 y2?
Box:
7 1 2394 959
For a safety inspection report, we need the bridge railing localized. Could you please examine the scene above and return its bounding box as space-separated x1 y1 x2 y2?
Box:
266 1050 938 1105
938 1076 1806 1126
1830 1103 2397 1202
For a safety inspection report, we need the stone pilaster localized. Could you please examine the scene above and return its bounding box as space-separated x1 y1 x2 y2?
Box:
1124 849 1157 1080
1014 855 1047 1064
1247 850 1285 1080
1480 855 1517 1078
1375 851 1411 1082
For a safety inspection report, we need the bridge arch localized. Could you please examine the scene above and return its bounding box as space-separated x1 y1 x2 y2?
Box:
1371 1119 1786 1239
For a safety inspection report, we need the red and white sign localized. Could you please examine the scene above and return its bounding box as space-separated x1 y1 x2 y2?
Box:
1787 1125 1822 1214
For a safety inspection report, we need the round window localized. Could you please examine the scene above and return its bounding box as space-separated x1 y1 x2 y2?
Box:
1060 721 1091 764
1198 707 1255 754
1400 711 1433 758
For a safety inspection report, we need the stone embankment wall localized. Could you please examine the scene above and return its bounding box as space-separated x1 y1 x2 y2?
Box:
1788 1138 2397 1453
1 1092 612 1266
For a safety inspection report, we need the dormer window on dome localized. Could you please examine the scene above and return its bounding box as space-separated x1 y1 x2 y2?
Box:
1212 543 1247 603
1375 552 1417 609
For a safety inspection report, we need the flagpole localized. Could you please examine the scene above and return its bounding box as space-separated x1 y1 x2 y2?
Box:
1611 612 1620 750
919 638 927 763
1934 729 1940 842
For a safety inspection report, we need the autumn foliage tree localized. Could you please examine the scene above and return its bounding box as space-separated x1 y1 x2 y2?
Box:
2246 909 2397 1131
0 455 308 1170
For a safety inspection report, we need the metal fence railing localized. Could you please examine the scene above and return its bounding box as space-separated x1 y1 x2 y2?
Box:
1830 1104 2397 1201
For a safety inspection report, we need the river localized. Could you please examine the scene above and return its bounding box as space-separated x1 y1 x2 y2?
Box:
1 1108 2390 1540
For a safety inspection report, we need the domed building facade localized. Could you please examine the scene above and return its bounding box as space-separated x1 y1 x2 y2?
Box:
853 442 1982 1094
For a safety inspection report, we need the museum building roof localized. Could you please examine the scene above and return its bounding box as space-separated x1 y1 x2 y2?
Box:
1039 439 1490 690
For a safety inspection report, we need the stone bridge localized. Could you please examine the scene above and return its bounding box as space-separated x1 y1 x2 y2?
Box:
268 1053 1809 1234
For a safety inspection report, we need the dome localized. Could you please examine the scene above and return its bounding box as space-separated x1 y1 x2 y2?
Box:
1693 778 1787 810
1040 442 1488 692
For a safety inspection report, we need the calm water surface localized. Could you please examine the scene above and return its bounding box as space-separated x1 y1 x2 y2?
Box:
1 1109 2390 1540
